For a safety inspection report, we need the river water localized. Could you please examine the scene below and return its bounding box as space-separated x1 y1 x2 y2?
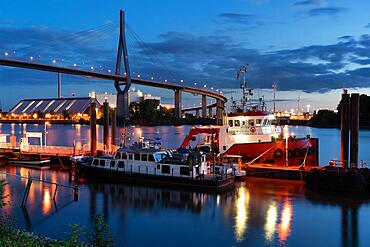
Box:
1 123 370 247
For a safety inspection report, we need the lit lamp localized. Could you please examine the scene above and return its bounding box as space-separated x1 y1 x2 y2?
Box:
44 121 50 147
284 125 289 167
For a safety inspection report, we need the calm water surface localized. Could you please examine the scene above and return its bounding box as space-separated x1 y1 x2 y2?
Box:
1 123 370 247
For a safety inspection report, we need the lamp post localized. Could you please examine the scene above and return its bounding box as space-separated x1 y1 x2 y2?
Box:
44 121 49 147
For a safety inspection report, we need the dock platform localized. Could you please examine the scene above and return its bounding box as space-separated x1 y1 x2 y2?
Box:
244 163 316 180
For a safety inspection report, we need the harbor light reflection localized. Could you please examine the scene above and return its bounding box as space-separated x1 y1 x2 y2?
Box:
278 200 293 242
264 202 278 242
234 187 250 242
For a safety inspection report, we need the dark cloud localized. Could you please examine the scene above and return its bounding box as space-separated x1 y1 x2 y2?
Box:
218 13 257 25
1 25 370 96
308 7 347 16
291 0 323 8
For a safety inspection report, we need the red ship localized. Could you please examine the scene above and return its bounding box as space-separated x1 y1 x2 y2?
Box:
180 65 319 178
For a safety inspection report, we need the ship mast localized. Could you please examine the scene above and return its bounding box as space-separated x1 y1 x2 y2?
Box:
272 82 277 113
237 65 252 112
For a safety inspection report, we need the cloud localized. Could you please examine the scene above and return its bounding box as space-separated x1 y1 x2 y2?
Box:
308 7 347 16
291 0 324 8
218 13 257 25
365 23 370 28
1 25 370 99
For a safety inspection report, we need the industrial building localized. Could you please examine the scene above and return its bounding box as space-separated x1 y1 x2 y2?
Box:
7 97 100 120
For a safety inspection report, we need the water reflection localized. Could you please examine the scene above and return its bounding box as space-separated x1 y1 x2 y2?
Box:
264 202 277 242
278 200 292 242
234 187 249 242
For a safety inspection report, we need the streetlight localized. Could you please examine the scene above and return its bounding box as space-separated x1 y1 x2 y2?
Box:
44 121 50 147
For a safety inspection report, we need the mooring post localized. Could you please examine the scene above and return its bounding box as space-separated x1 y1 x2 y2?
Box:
340 90 350 168
350 93 360 168
90 102 97 156
73 185 79 201
22 178 33 207
111 107 117 146
53 184 59 201
103 99 110 151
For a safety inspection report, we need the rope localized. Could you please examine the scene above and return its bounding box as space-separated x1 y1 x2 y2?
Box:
245 143 278 166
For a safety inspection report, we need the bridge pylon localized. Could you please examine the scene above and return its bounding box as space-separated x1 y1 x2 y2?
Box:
115 10 132 126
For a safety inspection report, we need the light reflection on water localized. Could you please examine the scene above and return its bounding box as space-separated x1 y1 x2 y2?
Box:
1 124 370 246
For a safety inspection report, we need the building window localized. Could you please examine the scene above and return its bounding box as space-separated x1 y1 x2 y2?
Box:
234 120 240 127
141 154 148 161
110 161 115 168
228 120 233 127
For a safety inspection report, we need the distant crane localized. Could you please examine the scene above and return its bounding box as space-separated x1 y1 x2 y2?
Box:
272 82 277 113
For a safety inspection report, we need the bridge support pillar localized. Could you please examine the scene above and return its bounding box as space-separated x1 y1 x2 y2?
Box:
116 92 129 126
174 90 182 118
208 107 213 118
216 99 223 125
340 90 350 168
196 109 200 118
202 95 207 118
57 72 61 98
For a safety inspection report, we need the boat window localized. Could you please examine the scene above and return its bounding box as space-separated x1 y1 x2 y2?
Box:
148 155 155 162
99 160 105 167
234 120 240 127
129 154 133 160
271 119 277 125
114 152 121 159
248 120 255 126
134 153 140 160
122 153 127 159
180 167 190 176
228 120 233 127
242 121 246 126
92 159 99 166
161 165 171 174
256 119 262 126
141 153 148 161
110 161 115 168
118 161 124 168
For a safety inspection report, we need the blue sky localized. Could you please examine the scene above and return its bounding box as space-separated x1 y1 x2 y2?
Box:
0 0 370 111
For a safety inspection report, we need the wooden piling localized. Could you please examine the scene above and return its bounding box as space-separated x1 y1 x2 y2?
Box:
111 108 117 145
103 100 110 150
350 93 360 168
340 90 350 168
90 102 97 156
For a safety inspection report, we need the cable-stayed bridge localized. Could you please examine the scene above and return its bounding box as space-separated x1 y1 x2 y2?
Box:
0 10 226 125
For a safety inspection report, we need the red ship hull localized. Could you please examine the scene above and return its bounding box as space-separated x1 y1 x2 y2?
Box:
225 138 319 167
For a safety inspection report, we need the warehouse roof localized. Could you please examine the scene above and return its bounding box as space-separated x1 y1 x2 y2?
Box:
9 97 100 115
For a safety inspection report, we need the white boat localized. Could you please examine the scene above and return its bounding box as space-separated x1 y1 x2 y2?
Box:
74 141 235 192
